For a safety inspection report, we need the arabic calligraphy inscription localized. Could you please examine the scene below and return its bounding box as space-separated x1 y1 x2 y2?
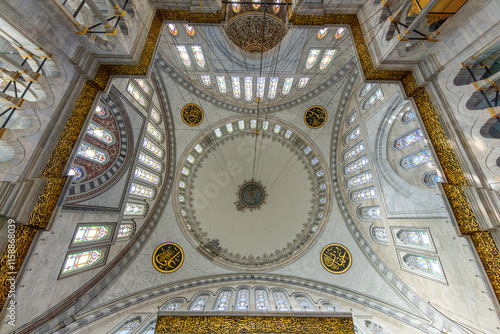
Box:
153 242 184 273
321 244 352 274
304 106 327 129
182 104 204 126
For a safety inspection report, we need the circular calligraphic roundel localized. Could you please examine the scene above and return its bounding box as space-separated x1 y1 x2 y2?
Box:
304 106 327 129
181 104 204 126
238 180 266 209
320 243 352 274
153 242 184 273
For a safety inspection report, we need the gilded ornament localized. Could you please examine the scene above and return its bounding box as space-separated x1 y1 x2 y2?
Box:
153 242 184 273
304 106 328 129
181 104 204 126
321 244 352 274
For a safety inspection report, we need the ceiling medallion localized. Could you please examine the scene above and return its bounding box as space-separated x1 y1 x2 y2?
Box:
304 106 328 129
320 244 352 274
152 242 184 273
181 103 204 126
235 179 267 212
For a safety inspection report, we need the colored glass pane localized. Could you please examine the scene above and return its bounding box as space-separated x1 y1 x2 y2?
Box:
129 182 154 198
400 149 433 169
226 123 234 133
423 171 442 187
345 126 361 144
194 144 203 153
139 152 162 171
135 79 150 94
394 128 423 149
320 49 336 70
231 76 241 99
200 75 211 87
176 46 191 67
185 24 195 36
70 167 83 180
372 227 389 243
285 129 292 138
360 83 375 97
250 120 257 129
235 289 249 311
191 46 205 68
252 0 260 10
273 124 281 134
123 203 146 215
187 154 195 164
346 170 373 188
164 300 183 311
344 155 369 174
402 109 417 123
262 121 269 130
403 254 443 278
134 167 159 185
181 167 190 175
117 223 134 238
274 0 281 13
257 77 266 99
351 186 377 201
115 319 140 334
238 120 245 130
77 144 107 163
305 49 321 70
359 206 382 219
335 27 346 39
190 294 209 311
268 77 278 99
214 128 222 138
363 88 383 109
397 229 432 248
298 77 310 89
244 76 252 101
216 76 227 94
143 138 162 158
62 249 103 274
232 3 241 13
147 122 163 141
139 322 156 334
73 226 110 243
304 146 312 154
214 290 232 311
151 108 161 123
255 289 269 311
127 83 146 107
272 291 290 311
295 295 315 311
168 23 177 35
344 141 365 161
317 27 329 39
347 110 357 126
86 122 113 144
0 78 5 86
282 77 294 95
95 104 106 116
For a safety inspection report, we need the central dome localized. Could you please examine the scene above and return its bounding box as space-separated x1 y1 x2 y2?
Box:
174 117 331 271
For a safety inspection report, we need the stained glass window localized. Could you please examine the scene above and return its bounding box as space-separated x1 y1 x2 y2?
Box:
397 229 432 249
95 104 106 116
0 78 5 86
216 76 227 94
70 167 83 180
282 77 294 95
181 167 190 176
200 75 211 87
346 110 357 126
135 79 151 95
320 50 336 70
168 23 177 35
295 295 316 311
235 288 249 311
311 157 319 165
305 49 321 70
344 155 369 175
317 27 329 39
214 290 232 311
250 120 257 129
351 186 377 201
73 226 110 244
335 27 346 39
232 1 241 13
192 46 205 68
344 141 365 161
238 120 245 130
244 76 253 101
394 128 423 149
423 171 442 187
194 144 203 153
127 83 147 107
372 227 389 243
147 122 163 141
359 83 375 97
402 108 417 124
62 249 104 274
129 182 154 198
185 24 195 36
257 77 266 99
403 254 443 278
176 46 191 68
163 300 183 311
187 154 195 164
400 149 433 169
179 181 186 188
346 170 372 188
274 0 281 13
143 138 163 158
231 76 241 99
344 126 361 144
214 128 222 138
226 123 234 133
273 291 290 311
363 88 383 110
190 294 209 311
298 77 310 89
77 144 107 164
139 152 162 171
262 121 269 131
134 167 159 185
255 289 269 311
117 223 134 238
114 319 141 334
304 146 312 154
139 322 156 334
274 124 281 134
123 203 147 215
86 122 113 144
252 0 260 10
359 206 382 220
285 129 292 138
268 77 278 99
151 108 161 123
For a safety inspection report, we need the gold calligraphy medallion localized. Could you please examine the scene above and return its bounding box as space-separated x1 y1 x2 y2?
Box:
304 106 327 129
181 104 204 126
153 242 184 273
320 243 352 274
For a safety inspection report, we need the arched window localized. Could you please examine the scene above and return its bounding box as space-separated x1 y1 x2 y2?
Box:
231 76 241 99
184 24 195 36
113 318 141 334
135 79 151 95
317 27 329 39
77 143 107 164
147 122 163 141
143 138 163 158
134 167 159 185
346 109 357 126
351 186 377 201
401 108 416 124
0 78 5 86
423 171 442 187
232 1 241 13
70 167 83 180
274 0 281 13
150 108 161 124
400 149 433 169
394 128 423 149
305 49 320 70
268 77 279 99
358 206 382 220
123 202 147 215
213 290 232 311
256 77 266 99
244 76 253 101
396 229 433 250
117 223 134 239
129 182 155 198
167 23 177 35
139 321 156 334
335 27 346 39
191 46 205 68
200 75 211 88
402 253 444 279
321 301 343 312
282 78 294 95
252 0 260 10
86 122 114 144
255 288 270 311
359 83 375 97
176 46 191 67
272 290 291 311
362 88 383 110
346 170 372 188
139 152 162 171
294 294 316 311
95 103 106 117
235 288 249 311
344 155 369 175
61 249 106 276
127 82 147 107
297 77 310 89
71 225 111 245
343 141 365 161
320 50 336 70
189 293 210 311
162 299 184 311
344 125 361 144
371 226 389 243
